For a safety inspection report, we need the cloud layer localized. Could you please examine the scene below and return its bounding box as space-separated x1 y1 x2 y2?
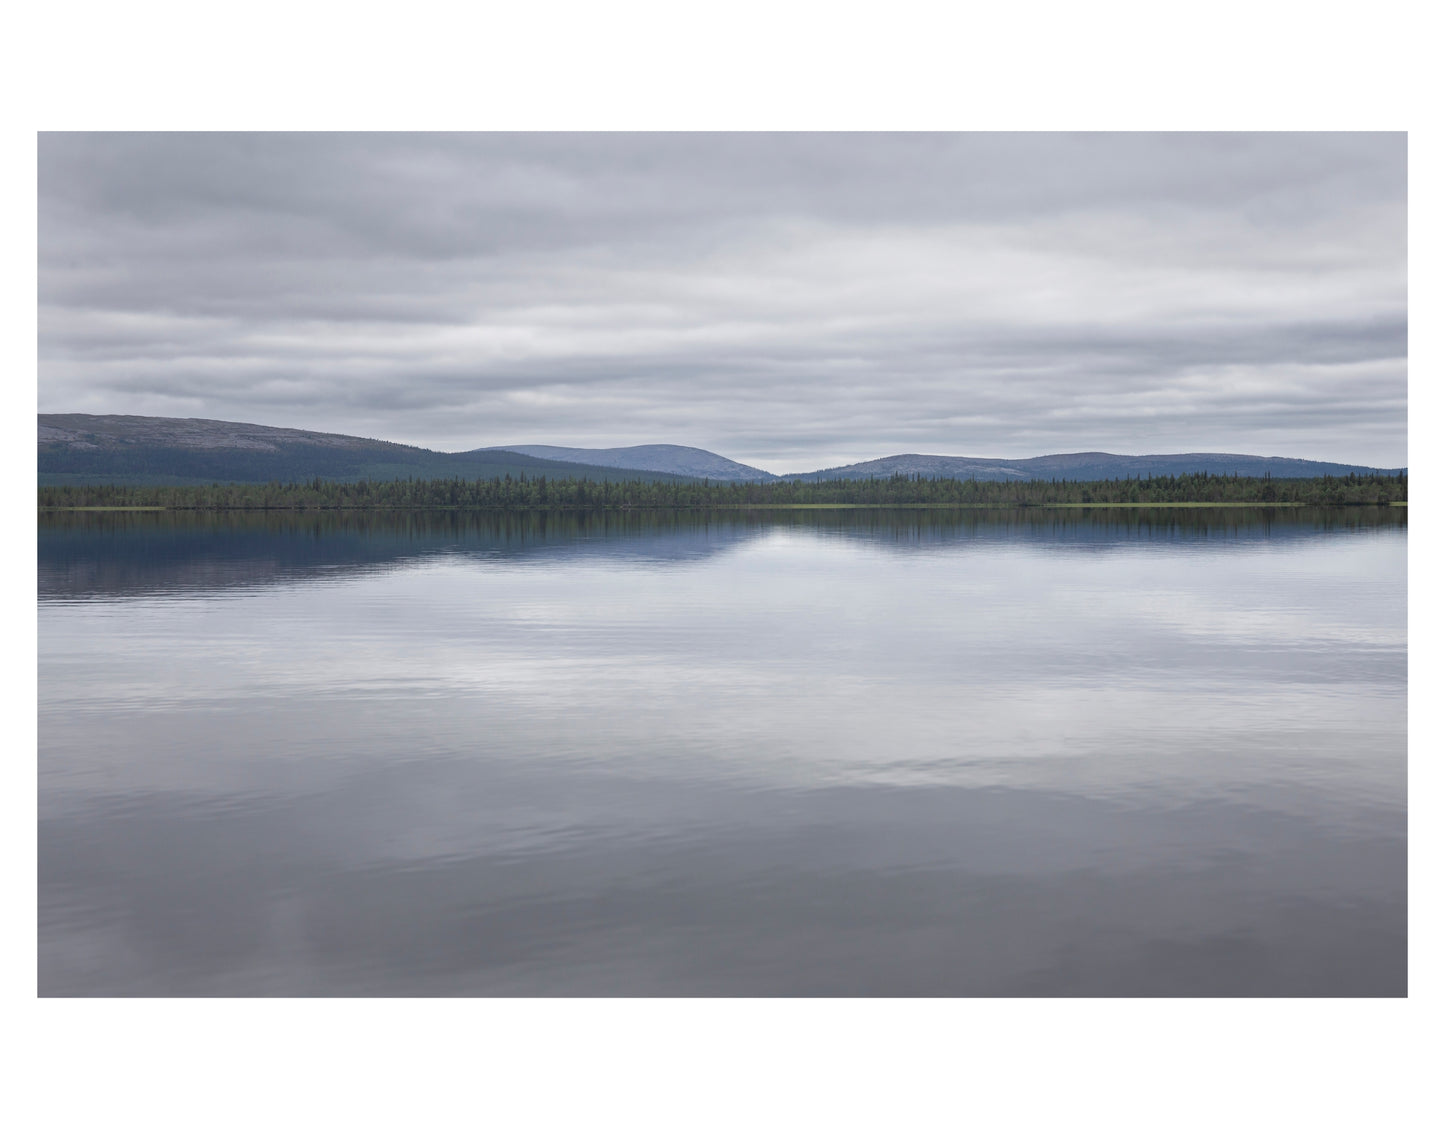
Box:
39 133 1407 471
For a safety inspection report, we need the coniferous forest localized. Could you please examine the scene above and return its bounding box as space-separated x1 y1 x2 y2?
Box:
38 471 1406 510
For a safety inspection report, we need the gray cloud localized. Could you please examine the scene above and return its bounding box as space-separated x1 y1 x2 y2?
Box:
38 133 1407 470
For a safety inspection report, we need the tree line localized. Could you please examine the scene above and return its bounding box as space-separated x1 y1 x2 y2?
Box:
38 470 1407 510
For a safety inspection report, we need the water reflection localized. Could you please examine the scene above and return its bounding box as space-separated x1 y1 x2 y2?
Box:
38 508 1407 995
40 505 1405 601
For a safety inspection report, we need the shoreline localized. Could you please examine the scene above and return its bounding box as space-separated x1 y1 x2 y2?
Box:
38 500 1407 513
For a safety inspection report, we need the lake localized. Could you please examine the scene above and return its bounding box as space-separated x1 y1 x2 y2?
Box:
37 507 1408 995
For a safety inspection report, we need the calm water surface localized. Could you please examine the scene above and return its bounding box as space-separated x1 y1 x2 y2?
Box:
38 508 1407 995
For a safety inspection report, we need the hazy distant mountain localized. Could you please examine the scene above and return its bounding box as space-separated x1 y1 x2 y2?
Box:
38 415 696 486
39 416 1403 487
785 451 1405 482
488 443 775 482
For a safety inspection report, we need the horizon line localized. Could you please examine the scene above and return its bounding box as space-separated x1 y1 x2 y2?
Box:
37 411 1407 472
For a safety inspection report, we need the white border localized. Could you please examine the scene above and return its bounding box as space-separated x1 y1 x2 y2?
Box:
8 2 1435 1125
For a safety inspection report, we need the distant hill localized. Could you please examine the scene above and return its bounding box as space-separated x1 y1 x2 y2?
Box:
38 415 697 486
784 451 1406 482
488 443 775 482
39 416 1404 487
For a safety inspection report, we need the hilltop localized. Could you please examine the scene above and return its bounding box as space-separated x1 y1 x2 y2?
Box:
37 415 696 487
487 443 774 482
783 451 1404 481
39 415 1404 486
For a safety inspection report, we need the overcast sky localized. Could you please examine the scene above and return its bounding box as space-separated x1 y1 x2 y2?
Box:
38 133 1406 472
